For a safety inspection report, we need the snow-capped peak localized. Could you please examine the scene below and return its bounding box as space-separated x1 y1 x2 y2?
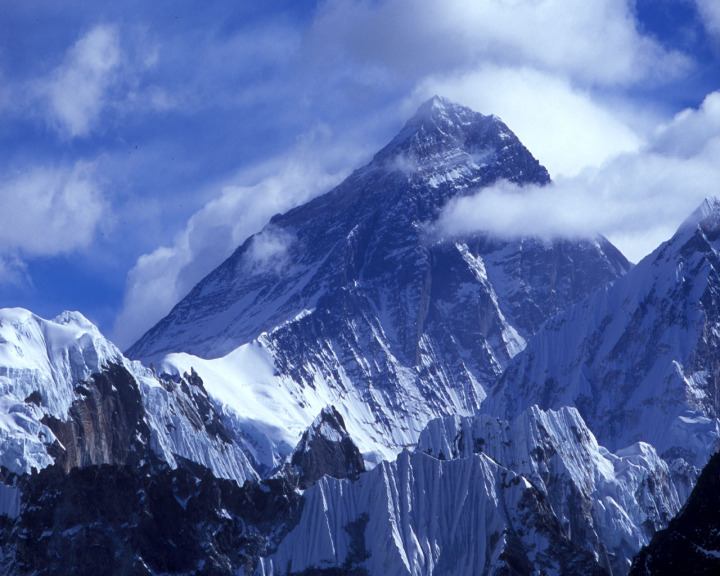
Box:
0 308 123 413
370 95 539 182
413 95 471 121
52 309 97 329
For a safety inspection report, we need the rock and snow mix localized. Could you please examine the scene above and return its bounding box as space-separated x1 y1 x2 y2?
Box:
0 307 257 485
2 99 720 575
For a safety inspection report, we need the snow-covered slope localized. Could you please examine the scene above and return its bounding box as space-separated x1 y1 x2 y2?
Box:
133 96 629 466
0 308 257 484
255 406 678 576
259 449 608 576
485 198 720 498
417 407 680 575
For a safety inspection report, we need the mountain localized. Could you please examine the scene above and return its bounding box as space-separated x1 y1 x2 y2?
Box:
484 198 720 500
629 448 720 575
128 96 630 467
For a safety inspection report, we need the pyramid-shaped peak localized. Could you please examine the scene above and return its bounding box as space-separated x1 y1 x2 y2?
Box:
413 95 476 118
401 95 493 133
286 405 365 489
371 96 543 180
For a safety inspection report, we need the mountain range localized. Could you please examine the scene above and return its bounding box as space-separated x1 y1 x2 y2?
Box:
0 97 718 575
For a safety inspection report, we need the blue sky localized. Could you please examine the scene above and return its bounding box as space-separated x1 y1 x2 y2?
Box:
2 0 720 349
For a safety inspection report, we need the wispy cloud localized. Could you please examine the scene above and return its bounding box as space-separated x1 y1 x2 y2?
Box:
41 25 122 138
0 162 106 256
244 226 295 275
0 255 31 289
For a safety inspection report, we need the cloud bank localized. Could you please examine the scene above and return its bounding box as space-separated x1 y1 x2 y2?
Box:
435 92 720 262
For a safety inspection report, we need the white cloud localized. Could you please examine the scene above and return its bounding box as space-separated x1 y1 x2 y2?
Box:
43 25 121 138
652 91 720 157
303 0 683 180
0 254 31 289
308 0 689 87
0 162 105 256
434 92 720 263
111 129 361 349
244 226 295 275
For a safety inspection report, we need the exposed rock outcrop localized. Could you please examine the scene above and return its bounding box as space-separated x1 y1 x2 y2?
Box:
281 406 365 490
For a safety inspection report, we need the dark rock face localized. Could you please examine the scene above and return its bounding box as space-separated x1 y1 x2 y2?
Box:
0 460 302 576
41 362 150 472
500 479 610 576
630 450 720 576
159 367 234 446
39 363 240 475
284 406 365 489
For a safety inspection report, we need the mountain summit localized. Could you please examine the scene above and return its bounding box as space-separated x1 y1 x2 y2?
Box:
127 97 629 465
128 97 606 362
372 95 550 185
